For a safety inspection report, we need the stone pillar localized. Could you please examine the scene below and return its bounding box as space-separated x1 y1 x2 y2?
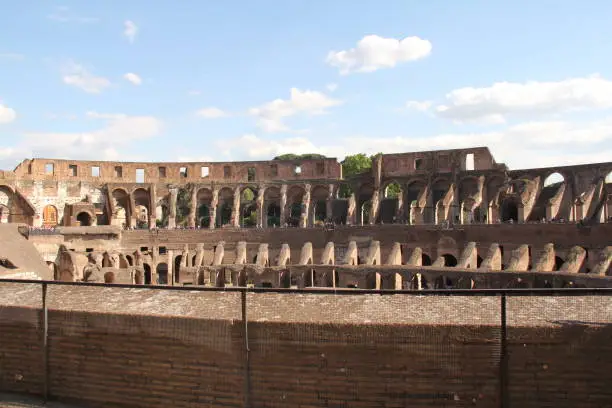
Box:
129 192 137 228
167 250 174 285
396 188 405 223
300 184 311 228
347 192 356 225
280 184 287 226
256 187 265 228
369 188 380 225
188 186 197 228
149 184 157 229
232 186 241 227
326 184 334 222
168 187 178 228
209 189 218 230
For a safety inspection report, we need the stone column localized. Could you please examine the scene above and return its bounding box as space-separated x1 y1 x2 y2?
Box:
129 192 137 228
280 184 287 226
300 184 311 228
369 189 380 225
168 187 178 228
347 192 356 225
106 188 116 226
396 188 405 223
326 184 334 221
188 186 197 228
232 186 241 227
149 184 157 229
167 250 174 286
256 186 265 228
209 189 219 229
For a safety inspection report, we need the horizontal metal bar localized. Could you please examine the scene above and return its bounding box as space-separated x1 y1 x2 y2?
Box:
1 279 612 296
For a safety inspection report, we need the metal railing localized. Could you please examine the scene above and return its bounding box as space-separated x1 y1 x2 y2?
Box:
1 279 611 408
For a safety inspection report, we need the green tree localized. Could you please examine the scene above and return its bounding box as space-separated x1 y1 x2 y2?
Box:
176 186 191 226
339 154 372 198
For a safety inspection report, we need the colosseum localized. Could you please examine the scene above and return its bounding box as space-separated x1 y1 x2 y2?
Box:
0 146 610 288
1 146 612 408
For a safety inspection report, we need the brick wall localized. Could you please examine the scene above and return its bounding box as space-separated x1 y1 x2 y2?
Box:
1 286 611 407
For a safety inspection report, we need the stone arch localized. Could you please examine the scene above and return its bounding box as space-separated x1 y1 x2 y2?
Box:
155 200 169 228
380 180 403 224
125 255 133 266
500 198 519 223
156 262 168 284
133 188 151 228
111 188 130 228
554 256 564 271
310 185 329 225
217 187 234 227
357 183 374 225
42 205 59 227
143 264 152 284
477 255 484 268
0 204 8 223
406 179 427 224
76 212 92 226
286 185 305 227
240 186 258 227
104 271 115 283
421 253 432 266
134 269 144 285
543 171 565 187
459 176 481 224
441 254 458 267
264 186 281 227
197 188 213 228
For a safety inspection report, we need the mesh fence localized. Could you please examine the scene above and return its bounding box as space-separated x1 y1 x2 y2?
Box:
0 281 611 408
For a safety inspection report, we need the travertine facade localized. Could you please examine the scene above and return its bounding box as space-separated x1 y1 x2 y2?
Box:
1 147 611 229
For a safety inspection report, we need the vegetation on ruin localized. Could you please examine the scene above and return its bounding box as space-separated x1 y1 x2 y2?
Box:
338 153 401 198
176 186 191 226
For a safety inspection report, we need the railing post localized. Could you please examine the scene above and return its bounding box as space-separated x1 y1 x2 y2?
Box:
500 294 508 408
42 282 49 402
241 289 251 408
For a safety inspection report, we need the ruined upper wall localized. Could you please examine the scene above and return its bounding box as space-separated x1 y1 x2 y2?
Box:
381 147 504 177
9 157 342 183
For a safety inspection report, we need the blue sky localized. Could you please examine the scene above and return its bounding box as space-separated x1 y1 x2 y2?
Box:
1 0 612 171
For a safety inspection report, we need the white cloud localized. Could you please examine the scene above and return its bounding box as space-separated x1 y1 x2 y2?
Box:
0 53 24 60
214 117 612 170
405 100 432 112
0 103 16 124
47 6 98 23
326 83 338 92
123 72 142 85
21 113 162 159
124 20 138 43
326 35 432 75
249 88 342 132
430 74 612 123
188 90 201 96
62 61 111 94
196 107 229 119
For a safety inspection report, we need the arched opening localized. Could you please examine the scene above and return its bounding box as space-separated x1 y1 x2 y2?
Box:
360 200 372 225
365 272 379 289
311 185 329 226
286 185 305 227
198 204 210 228
442 254 458 267
156 263 168 285
421 254 432 266
554 256 564 271
240 187 257 228
111 189 130 228
432 179 451 224
501 200 519 223
264 187 281 227
217 188 234 227
380 181 402 224
543 172 564 187
143 264 152 285
406 181 426 224
174 255 182 283
197 188 213 228
125 255 133 266
477 255 484 268
134 269 144 284
279 270 291 288
155 203 169 228
104 272 115 284
42 205 58 227
133 188 151 228
0 204 9 224
76 212 92 226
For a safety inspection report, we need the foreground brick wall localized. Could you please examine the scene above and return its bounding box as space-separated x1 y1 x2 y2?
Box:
0 286 611 408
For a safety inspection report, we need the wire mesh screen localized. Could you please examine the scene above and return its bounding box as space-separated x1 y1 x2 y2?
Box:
0 282 44 396
44 285 244 407
506 295 612 408
246 292 502 407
